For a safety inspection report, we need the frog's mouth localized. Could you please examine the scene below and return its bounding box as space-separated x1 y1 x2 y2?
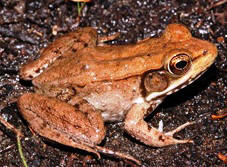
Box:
145 47 217 101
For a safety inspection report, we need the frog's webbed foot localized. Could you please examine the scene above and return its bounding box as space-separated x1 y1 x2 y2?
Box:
125 103 194 147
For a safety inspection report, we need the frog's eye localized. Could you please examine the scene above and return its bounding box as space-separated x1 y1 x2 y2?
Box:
144 72 168 93
168 54 191 75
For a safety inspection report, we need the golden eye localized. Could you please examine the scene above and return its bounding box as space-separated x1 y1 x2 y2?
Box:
168 54 191 75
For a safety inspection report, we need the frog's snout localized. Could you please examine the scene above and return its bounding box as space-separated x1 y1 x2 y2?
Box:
203 41 218 65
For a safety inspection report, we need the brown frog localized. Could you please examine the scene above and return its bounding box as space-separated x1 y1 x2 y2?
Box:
18 24 217 164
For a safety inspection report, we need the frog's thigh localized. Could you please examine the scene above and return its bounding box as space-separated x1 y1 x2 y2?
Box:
18 93 105 150
124 103 193 147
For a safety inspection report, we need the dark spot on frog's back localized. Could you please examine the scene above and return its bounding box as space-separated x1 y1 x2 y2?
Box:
116 61 121 67
74 104 80 110
53 48 62 55
162 43 167 49
40 121 48 129
73 125 81 129
55 132 61 138
203 50 208 55
72 48 77 52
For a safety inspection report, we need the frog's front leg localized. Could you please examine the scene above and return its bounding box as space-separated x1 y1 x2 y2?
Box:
124 101 194 147
18 93 105 156
20 27 98 80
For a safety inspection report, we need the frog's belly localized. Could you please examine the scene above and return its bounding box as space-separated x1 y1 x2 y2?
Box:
84 91 133 122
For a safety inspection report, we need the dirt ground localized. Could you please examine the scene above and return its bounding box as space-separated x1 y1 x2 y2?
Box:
0 0 226 166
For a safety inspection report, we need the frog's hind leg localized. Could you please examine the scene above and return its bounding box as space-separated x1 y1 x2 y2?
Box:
94 145 141 165
18 93 141 165
125 103 194 147
17 93 105 157
20 27 98 80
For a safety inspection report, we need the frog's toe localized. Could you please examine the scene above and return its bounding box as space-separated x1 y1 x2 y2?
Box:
150 129 193 147
160 121 195 146
165 137 193 145
165 121 195 136
125 104 194 147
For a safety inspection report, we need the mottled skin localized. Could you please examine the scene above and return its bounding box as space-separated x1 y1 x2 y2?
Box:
18 24 217 163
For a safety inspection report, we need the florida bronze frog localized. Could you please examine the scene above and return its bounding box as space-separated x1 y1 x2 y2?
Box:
18 24 217 163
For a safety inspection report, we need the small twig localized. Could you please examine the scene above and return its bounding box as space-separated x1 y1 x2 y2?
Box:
70 0 91 16
77 2 88 16
211 113 227 120
218 153 227 164
77 2 82 16
0 114 28 166
211 108 227 120
0 26 39 45
17 135 28 167
0 144 15 154
208 0 227 10
0 116 23 137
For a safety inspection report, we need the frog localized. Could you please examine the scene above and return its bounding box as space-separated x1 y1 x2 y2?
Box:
18 24 217 164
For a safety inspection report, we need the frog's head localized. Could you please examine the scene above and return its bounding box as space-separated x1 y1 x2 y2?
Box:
145 24 218 101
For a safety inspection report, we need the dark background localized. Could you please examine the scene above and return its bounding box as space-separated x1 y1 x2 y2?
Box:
0 0 226 166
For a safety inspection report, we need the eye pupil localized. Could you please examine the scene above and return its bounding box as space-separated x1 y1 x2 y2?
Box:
176 60 187 69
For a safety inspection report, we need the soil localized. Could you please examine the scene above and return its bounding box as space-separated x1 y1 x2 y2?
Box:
0 0 226 166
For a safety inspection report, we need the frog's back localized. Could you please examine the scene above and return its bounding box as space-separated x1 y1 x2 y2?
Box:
32 45 164 87
33 23 210 88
